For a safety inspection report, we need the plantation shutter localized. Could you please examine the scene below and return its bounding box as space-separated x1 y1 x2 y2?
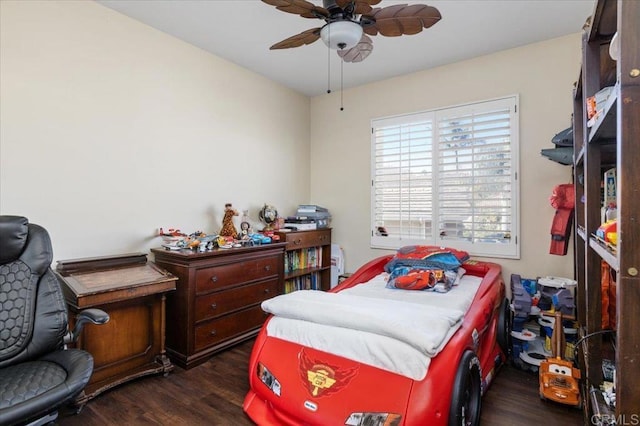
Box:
435 98 515 246
371 96 519 259
372 113 434 244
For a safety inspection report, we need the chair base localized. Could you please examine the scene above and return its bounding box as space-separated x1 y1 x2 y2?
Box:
26 411 58 426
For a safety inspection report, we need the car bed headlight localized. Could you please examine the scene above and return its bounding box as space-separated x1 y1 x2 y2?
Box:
345 412 402 426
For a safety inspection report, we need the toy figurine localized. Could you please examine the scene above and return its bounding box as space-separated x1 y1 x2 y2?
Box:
220 203 239 238
239 210 252 239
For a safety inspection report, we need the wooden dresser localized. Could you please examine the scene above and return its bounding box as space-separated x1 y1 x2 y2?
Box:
151 243 286 369
56 253 177 404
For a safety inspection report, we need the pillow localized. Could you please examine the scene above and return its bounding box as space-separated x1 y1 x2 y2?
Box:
384 245 470 273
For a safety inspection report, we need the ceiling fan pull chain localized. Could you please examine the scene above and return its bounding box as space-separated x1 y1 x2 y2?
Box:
340 57 344 111
327 25 331 94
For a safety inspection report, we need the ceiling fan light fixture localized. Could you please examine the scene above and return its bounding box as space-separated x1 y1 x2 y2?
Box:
320 21 363 50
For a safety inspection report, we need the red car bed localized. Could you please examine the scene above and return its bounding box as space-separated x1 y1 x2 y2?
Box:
243 247 510 426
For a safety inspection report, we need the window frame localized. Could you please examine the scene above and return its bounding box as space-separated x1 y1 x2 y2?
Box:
370 95 520 259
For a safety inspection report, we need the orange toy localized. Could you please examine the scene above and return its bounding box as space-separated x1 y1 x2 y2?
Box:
539 312 581 407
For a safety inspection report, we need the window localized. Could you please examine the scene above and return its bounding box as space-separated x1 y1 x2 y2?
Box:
371 96 519 259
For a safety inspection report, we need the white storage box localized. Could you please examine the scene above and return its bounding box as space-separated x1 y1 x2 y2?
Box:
330 243 344 289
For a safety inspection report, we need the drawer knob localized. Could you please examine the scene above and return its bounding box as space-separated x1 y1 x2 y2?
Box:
264 265 271 271
294 239 302 245
211 303 217 310
210 330 217 336
211 276 218 283
264 288 270 294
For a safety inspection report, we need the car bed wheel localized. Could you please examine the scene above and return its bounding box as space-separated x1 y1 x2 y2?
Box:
497 297 512 358
449 350 482 426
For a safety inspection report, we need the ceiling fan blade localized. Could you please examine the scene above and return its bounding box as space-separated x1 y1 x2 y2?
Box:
337 34 374 63
262 0 329 19
363 4 442 37
334 0 382 15
270 28 322 49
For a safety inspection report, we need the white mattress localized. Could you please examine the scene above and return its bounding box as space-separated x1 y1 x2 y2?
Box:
263 272 483 380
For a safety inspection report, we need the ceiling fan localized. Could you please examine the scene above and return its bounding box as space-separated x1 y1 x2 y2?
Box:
262 0 442 63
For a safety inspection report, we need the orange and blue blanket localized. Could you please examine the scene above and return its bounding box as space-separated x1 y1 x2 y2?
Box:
384 245 469 292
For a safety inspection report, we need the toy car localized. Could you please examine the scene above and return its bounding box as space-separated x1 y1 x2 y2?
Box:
539 357 581 407
250 233 272 244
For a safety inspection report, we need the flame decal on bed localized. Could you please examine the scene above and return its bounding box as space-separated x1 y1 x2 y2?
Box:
298 348 358 397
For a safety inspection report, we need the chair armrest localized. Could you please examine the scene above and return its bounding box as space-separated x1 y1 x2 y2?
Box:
64 308 110 344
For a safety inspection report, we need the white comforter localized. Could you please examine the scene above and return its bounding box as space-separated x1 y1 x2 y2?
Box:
262 272 482 380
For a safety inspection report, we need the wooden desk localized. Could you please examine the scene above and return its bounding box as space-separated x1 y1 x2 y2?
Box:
56 253 177 404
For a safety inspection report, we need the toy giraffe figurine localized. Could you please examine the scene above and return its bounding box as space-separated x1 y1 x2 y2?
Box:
220 203 239 239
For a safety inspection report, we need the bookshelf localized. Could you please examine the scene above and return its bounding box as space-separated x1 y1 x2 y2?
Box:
573 0 640 421
276 229 332 292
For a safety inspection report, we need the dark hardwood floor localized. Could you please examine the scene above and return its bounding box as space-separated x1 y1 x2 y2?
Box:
59 340 583 426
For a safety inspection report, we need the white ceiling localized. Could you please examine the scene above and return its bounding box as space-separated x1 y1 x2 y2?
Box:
96 0 595 97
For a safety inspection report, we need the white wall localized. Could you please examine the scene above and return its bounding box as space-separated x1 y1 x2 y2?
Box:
310 34 580 282
0 0 310 262
1 0 579 283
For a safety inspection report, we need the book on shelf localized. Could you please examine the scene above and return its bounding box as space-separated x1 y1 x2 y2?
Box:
284 271 321 293
285 247 323 273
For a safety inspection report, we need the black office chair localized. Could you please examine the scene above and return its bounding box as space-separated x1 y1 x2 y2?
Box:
0 216 109 426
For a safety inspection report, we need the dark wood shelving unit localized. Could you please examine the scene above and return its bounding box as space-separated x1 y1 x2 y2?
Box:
573 0 640 422
587 85 617 142
283 265 332 281
589 236 618 271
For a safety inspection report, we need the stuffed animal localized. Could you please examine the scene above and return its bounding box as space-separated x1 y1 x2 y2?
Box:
220 203 239 238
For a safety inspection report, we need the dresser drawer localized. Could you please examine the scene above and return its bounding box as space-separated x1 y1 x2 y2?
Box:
194 304 268 352
195 255 280 293
279 229 331 250
194 278 279 323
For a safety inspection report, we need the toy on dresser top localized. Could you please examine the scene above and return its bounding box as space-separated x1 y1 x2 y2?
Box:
159 228 220 251
157 203 286 252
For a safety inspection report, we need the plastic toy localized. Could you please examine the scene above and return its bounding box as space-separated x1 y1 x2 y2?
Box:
250 233 271 245
596 220 617 244
539 312 581 407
